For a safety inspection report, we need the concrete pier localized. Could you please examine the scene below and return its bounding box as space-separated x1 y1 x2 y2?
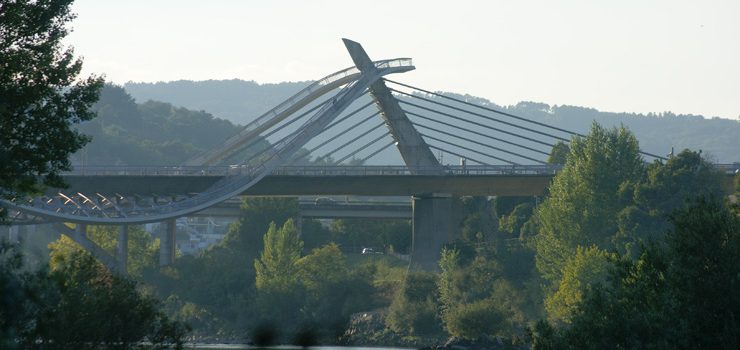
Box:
410 193 456 270
117 225 128 274
159 219 176 267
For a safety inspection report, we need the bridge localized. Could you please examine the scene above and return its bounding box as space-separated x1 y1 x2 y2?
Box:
2 39 735 272
48 165 558 196
192 197 413 219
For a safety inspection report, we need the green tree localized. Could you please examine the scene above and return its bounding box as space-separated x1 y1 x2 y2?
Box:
438 248 525 338
547 141 569 165
295 243 373 339
165 197 298 334
616 150 723 256
254 219 305 335
296 243 347 302
544 246 613 324
460 196 496 243
0 0 103 198
534 123 644 284
386 271 442 336
330 218 411 254
32 249 188 349
532 197 740 349
48 225 159 277
2 239 187 349
499 202 535 237
0 240 42 349
255 219 303 291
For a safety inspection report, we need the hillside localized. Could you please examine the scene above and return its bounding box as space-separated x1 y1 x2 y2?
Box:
125 79 311 125
123 80 740 164
72 85 246 166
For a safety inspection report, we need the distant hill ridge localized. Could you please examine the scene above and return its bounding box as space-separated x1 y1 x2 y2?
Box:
123 79 739 163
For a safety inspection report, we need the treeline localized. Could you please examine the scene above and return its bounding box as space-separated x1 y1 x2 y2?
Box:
72 84 245 166
125 79 311 125
72 84 349 167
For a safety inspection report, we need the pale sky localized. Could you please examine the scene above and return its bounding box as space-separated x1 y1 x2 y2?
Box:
66 0 740 120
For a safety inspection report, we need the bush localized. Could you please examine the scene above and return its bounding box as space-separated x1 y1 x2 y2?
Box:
386 272 442 336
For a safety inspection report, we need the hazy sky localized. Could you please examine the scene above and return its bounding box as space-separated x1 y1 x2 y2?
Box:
66 0 740 119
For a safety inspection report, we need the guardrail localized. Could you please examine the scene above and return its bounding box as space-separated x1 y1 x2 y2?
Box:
63 163 739 177
63 164 563 176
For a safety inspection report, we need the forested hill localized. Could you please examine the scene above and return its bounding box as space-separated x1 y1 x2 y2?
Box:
125 79 311 125
125 80 740 163
72 85 243 166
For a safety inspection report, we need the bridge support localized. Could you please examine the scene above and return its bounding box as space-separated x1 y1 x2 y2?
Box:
117 225 129 274
159 219 176 267
295 213 303 237
7 225 19 242
343 39 444 175
55 223 121 273
410 193 456 271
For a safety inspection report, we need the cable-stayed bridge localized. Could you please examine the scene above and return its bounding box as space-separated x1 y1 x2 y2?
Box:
2 39 736 272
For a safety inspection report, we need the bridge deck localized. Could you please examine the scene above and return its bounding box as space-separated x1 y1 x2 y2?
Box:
56 174 555 197
53 164 736 197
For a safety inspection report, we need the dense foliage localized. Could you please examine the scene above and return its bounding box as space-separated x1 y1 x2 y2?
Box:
0 0 103 198
72 85 246 165
0 240 187 349
532 197 739 349
534 123 644 285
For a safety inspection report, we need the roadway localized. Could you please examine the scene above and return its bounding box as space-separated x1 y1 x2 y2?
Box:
51 165 558 197
51 163 737 197
197 199 412 219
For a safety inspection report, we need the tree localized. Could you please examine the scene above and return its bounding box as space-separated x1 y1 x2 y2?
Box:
386 271 442 336
295 243 372 339
532 197 740 349
0 0 103 198
547 141 569 165
615 150 724 256
1 239 188 349
533 123 644 284
32 249 189 349
330 218 411 254
255 219 303 291
437 248 524 338
0 240 41 349
254 219 305 334
48 225 159 277
499 202 535 237
162 197 299 335
544 246 613 324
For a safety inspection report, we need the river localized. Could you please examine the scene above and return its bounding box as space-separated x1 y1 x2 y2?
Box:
192 346 411 350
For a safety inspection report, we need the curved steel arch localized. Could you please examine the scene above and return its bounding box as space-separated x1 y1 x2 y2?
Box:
185 58 413 166
2 59 414 225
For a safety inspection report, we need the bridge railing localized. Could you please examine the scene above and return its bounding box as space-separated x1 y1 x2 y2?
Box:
64 164 563 176
63 162 740 177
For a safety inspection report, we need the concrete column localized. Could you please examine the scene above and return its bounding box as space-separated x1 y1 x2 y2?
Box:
295 213 303 237
76 223 87 238
117 225 129 274
8 225 19 242
410 193 455 271
159 219 176 267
